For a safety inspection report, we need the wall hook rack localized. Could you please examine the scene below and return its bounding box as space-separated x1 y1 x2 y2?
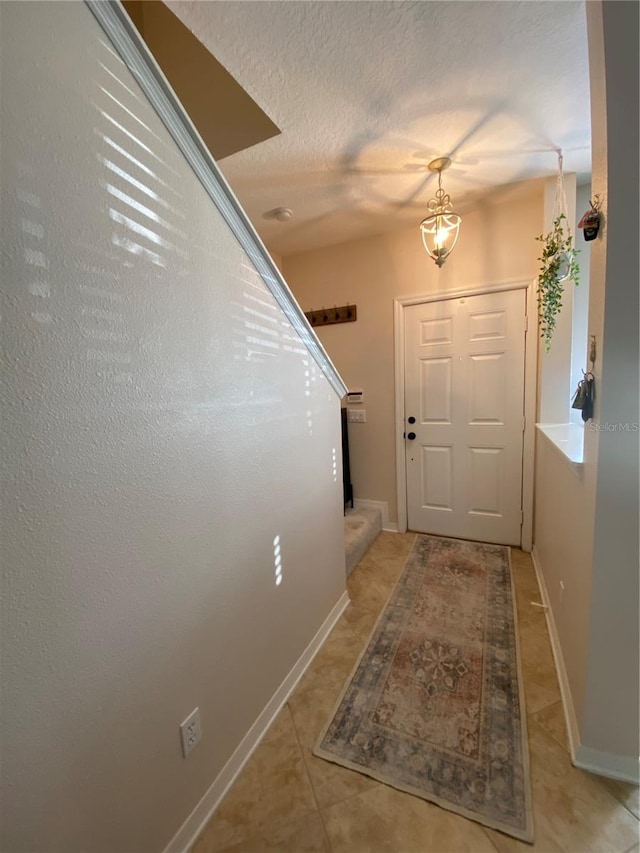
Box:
305 303 357 327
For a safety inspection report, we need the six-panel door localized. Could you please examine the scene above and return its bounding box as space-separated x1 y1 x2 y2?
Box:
404 289 526 545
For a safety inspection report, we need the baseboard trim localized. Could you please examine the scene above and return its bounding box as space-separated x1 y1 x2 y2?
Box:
353 499 397 532
530 547 581 759
531 548 640 785
574 746 640 784
163 590 351 853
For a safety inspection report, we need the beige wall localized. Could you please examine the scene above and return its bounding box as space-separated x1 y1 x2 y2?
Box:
284 183 543 522
534 0 638 773
538 173 577 424
532 181 597 743
581 0 639 761
534 436 596 730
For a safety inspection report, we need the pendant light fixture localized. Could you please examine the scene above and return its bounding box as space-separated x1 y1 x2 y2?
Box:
420 157 461 267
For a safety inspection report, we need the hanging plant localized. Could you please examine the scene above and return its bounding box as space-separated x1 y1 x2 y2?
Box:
535 151 581 352
535 214 580 351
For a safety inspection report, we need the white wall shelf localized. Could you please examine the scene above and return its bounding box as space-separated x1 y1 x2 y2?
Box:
536 422 585 465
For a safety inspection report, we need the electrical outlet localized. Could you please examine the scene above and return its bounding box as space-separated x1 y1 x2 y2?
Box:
180 707 202 758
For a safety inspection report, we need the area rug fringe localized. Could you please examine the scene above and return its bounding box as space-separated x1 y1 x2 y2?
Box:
313 535 534 843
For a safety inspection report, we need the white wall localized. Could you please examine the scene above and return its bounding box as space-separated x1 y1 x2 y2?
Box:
284 183 542 523
0 4 346 851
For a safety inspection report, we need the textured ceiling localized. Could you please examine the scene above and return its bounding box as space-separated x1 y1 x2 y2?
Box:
123 0 281 160
167 0 591 256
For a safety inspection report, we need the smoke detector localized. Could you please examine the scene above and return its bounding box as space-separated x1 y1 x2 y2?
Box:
263 207 293 222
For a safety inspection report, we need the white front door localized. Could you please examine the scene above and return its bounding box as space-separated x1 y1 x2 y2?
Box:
404 289 526 545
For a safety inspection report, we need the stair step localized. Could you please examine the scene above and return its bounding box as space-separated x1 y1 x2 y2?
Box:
344 507 383 576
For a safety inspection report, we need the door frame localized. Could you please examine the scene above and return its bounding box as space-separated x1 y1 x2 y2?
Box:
394 278 538 549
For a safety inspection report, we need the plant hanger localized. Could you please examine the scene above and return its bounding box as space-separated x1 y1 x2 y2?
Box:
551 152 573 281
535 150 580 351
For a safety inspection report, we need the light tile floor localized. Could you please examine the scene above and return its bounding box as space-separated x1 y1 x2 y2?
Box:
192 533 640 853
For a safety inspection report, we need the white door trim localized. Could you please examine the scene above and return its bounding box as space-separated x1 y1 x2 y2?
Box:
394 278 537 548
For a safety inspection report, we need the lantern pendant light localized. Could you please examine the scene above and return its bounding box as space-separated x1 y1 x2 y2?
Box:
420 157 461 267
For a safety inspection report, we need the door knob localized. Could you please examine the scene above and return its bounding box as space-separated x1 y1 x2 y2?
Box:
407 432 416 440
408 416 416 424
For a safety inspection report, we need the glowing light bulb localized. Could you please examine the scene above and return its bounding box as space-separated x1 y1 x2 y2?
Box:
419 159 461 267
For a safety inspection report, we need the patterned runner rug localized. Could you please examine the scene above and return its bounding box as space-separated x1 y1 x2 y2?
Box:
314 535 534 842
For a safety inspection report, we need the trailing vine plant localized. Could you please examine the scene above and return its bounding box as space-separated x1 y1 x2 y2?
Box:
535 213 580 351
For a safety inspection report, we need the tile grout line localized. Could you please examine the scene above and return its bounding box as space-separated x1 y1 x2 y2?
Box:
366 549 415 574
530 703 640 823
201 547 638 853
520 574 640 844
529 714 640 825
594 782 640 824
340 613 365 644
478 825 505 853
284 702 334 852
529 699 571 755
285 552 394 849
